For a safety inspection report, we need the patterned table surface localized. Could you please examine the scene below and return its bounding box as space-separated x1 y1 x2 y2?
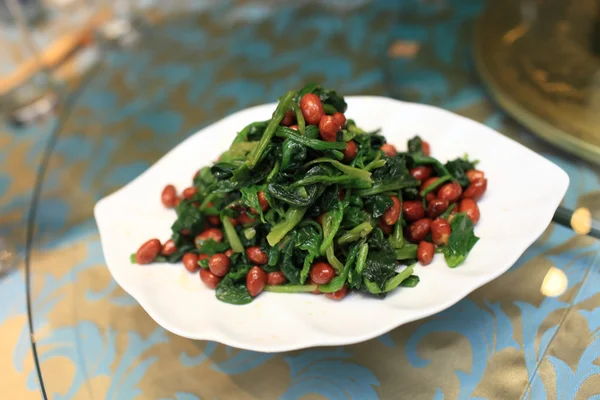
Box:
2 1 600 399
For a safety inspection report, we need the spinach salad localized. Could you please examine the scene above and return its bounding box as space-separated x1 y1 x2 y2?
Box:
132 84 487 305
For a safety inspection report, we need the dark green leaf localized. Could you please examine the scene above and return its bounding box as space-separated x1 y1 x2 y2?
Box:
341 206 368 229
171 201 204 236
443 213 479 268
281 139 307 171
362 250 398 292
400 275 420 287
364 195 393 219
407 136 423 154
195 239 230 255
445 157 477 188
267 183 322 207
216 276 253 305
211 162 239 180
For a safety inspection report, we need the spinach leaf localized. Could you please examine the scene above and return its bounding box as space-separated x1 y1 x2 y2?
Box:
341 206 368 229
292 174 371 189
195 239 230 255
240 185 266 222
362 250 398 292
211 162 239 181
280 233 301 284
367 227 393 253
233 121 268 144
297 83 348 113
318 88 347 114
171 201 204 235
445 157 477 188
281 139 307 171
363 265 415 294
319 243 360 293
294 225 322 283
267 183 322 207
276 127 346 150
364 195 393 219
355 179 418 197
307 184 339 217
443 213 479 268
246 121 269 142
407 136 423 154
219 142 258 163
193 166 216 189
371 156 409 184
319 200 345 255
216 276 253 305
402 187 419 200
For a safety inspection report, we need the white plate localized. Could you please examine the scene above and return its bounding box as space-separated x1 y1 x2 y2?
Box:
95 97 569 352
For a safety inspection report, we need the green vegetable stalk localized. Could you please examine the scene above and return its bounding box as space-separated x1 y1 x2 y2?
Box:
337 221 373 245
395 244 418 260
305 157 373 184
247 90 295 169
266 206 307 246
222 216 244 253
264 284 318 293
319 243 360 293
363 265 415 294
276 127 347 151
292 103 305 135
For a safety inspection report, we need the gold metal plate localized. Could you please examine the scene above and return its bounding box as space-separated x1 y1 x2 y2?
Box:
474 0 600 165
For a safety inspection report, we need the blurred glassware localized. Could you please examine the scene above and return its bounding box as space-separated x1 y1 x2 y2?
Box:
0 236 17 277
0 0 153 128
474 0 600 166
0 0 57 127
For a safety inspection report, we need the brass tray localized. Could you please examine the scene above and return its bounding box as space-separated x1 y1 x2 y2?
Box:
474 0 600 165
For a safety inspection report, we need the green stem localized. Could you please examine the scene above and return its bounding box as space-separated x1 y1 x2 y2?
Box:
364 159 386 172
264 284 317 293
322 103 337 114
337 221 373 245
395 244 418 260
291 175 371 188
292 103 305 135
266 206 307 246
247 90 295 169
199 193 216 210
364 265 415 294
440 203 457 220
355 243 369 275
304 157 372 183
233 121 268 144
389 192 404 249
355 180 419 197
400 275 420 287
222 216 244 253
276 127 347 150
326 246 345 274
266 160 280 183
420 175 452 198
